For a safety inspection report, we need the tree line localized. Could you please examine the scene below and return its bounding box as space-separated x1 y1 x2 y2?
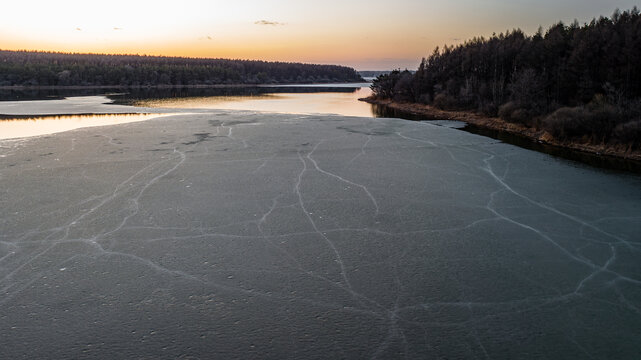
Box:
0 50 363 87
371 8 641 151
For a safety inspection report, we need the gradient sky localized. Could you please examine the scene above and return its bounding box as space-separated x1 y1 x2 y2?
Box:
1 0 638 70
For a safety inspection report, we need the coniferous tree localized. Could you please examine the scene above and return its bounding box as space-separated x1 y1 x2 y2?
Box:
0 51 363 86
371 8 641 150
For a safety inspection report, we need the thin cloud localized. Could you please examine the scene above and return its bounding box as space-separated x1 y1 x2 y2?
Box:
113 27 123 31
254 20 285 26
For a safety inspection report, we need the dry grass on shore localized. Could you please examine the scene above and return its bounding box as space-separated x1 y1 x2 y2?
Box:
361 97 641 162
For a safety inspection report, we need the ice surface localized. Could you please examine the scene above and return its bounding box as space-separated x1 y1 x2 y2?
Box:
0 99 640 358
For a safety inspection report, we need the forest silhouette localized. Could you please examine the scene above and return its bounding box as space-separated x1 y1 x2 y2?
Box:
0 51 363 87
371 8 641 151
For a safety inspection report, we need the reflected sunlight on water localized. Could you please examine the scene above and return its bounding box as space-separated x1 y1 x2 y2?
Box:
0 113 170 140
133 87 375 117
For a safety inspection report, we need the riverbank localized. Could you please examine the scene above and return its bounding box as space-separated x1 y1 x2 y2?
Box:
361 97 641 162
0 82 366 90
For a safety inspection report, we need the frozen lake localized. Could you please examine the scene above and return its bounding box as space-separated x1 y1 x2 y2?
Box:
0 97 640 358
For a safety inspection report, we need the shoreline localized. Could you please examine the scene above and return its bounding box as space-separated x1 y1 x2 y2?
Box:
0 82 366 91
361 97 641 162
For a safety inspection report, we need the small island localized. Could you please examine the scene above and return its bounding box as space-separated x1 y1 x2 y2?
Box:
364 8 641 160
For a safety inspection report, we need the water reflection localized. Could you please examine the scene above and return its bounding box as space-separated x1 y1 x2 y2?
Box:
0 84 377 140
0 113 169 140
369 103 641 174
3 85 638 174
132 89 374 117
111 85 376 117
0 88 118 101
0 84 367 102
462 124 641 174
369 103 429 120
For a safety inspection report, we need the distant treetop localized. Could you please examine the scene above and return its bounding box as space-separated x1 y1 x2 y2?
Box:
0 50 364 87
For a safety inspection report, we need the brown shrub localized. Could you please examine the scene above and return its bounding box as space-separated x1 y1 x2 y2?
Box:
432 93 457 110
611 119 641 150
498 101 532 125
542 107 592 140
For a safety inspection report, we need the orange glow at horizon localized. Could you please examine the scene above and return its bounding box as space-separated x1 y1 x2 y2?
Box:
1 0 637 70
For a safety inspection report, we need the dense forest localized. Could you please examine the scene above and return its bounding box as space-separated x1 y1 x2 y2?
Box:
371 8 641 151
0 50 363 86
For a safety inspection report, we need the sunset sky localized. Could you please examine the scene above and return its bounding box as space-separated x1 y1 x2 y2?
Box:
1 0 638 70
